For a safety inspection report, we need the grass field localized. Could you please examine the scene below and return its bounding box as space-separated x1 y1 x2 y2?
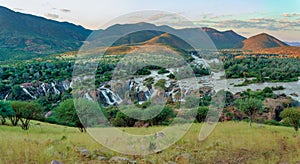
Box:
0 121 299 163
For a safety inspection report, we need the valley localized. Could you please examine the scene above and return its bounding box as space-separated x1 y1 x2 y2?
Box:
0 4 300 163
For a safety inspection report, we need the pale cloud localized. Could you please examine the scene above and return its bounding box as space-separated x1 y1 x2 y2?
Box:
13 8 24 11
45 13 59 19
60 9 71 13
195 18 300 32
283 13 300 17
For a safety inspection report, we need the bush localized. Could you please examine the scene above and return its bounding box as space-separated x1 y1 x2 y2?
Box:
10 101 42 130
280 108 300 131
264 120 282 126
154 79 166 90
158 68 170 74
0 101 14 125
196 106 209 122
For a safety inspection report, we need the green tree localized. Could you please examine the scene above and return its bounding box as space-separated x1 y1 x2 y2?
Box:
0 101 14 125
54 99 85 132
280 108 300 132
54 98 105 132
196 106 209 123
10 101 42 130
235 98 263 127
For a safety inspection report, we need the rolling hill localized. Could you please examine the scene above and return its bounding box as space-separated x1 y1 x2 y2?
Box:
242 33 288 51
0 6 91 61
1 5 298 61
90 22 246 49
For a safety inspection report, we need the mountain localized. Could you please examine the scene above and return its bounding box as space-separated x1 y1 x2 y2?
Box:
89 22 246 50
242 33 288 51
0 6 91 61
285 42 300 47
202 28 246 49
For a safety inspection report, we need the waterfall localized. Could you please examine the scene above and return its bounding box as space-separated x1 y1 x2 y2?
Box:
41 83 47 95
51 82 61 95
4 93 9 101
85 93 94 101
21 87 37 99
99 87 122 105
99 89 114 105
191 54 209 68
62 81 70 90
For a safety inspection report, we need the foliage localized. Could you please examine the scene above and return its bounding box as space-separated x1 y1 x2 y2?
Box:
154 79 167 90
235 98 263 126
280 108 300 132
195 106 210 122
53 98 106 132
0 101 14 124
158 68 170 74
225 57 300 83
10 101 42 130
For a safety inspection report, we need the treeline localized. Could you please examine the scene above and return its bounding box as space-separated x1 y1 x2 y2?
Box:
224 57 300 82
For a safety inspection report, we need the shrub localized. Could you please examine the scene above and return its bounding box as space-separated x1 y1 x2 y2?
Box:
0 101 14 125
10 101 42 130
280 107 300 132
235 98 263 127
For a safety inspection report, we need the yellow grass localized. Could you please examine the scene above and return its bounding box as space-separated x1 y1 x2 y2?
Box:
0 121 299 163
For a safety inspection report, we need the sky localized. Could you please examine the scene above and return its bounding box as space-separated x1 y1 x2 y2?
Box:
0 0 299 41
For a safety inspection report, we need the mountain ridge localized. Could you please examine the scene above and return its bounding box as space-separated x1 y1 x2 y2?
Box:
0 6 294 61
242 33 288 51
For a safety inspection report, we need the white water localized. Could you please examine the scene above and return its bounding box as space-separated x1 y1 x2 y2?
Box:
41 83 47 95
21 87 37 99
4 93 9 101
85 93 94 101
62 81 70 90
51 82 61 95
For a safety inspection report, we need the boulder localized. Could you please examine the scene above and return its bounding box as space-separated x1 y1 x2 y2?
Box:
175 153 193 164
50 160 62 164
109 156 134 163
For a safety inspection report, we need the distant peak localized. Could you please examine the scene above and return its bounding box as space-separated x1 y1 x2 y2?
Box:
243 33 288 51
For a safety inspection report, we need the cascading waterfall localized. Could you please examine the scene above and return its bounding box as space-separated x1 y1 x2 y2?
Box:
4 93 9 101
51 82 61 95
41 83 47 95
99 87 123 105
62 81 70 90
21 86 37 99
85 93 94 101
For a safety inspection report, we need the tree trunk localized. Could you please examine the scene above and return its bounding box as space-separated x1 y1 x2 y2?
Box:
0 116 6 125
9 117 19 126
20 119 30 130
249 115 252 127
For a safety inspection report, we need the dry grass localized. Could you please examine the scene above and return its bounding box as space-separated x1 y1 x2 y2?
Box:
0 121 299 163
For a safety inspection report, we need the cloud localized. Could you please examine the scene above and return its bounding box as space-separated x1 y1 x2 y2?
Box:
45 13 59 19
60 9 71 13
14 8 24 11
195 18 300 31
283 13 300 17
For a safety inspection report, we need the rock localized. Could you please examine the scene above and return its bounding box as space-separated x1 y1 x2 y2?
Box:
168 161 177 164
45 111 54 118
134 121 144 127
109 156 134 163
290 93 298 97
140 159 153 164
175 153 193 164
154 132 165 138
137 91 147 101
50 160 62 164
97 156 107 161
80 149 91 158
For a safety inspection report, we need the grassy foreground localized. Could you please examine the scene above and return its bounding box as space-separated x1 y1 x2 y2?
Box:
0 121 299 163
